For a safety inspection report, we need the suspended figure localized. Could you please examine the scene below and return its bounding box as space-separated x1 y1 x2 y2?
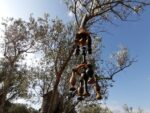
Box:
69 63 102 100
69 27 102 100
74 27 92 56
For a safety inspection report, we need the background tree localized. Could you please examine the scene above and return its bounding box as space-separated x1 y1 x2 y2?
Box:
26 14 102 113
4 101 38 113
27 15 77 113
0 17 36 113
28 15 133 113
78 103 112 113
123 104 144 113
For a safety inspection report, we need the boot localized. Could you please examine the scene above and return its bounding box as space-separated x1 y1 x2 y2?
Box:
83 90 90 97
77 86 84 101
94 82 102 100
69 71 76 91
96 92 102 100
77 86 84 96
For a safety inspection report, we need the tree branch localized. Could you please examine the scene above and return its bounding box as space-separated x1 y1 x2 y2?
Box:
53 45 75 90
73 0 80 27
100 60 136 80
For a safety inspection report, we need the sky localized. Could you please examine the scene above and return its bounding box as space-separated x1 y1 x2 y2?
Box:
0 0 150 112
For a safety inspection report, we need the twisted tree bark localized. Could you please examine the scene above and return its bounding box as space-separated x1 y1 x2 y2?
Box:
0 90 7 113
40 90 63 113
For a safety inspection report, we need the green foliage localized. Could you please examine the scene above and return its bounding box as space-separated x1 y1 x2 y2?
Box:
123 104 144 113
28 16 76 97
4 101 39 113
79 103 112 113
63 100 77 113
0 16 37 101
7 105 29 113
0 58 29 100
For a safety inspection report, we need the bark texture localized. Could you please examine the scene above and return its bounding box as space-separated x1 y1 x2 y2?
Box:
0 90 6 113
40 90 63 113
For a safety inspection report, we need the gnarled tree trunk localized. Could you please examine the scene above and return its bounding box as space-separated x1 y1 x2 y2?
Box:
40 90 63 113
40 47 75 113
0 90 7 113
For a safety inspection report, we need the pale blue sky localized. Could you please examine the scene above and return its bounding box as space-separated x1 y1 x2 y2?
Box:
0 0 150 112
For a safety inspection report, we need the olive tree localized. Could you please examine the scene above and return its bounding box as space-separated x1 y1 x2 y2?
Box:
0 17 37 113
28 1 149 113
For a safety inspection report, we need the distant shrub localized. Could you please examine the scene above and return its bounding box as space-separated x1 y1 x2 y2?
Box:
4 101 39 113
